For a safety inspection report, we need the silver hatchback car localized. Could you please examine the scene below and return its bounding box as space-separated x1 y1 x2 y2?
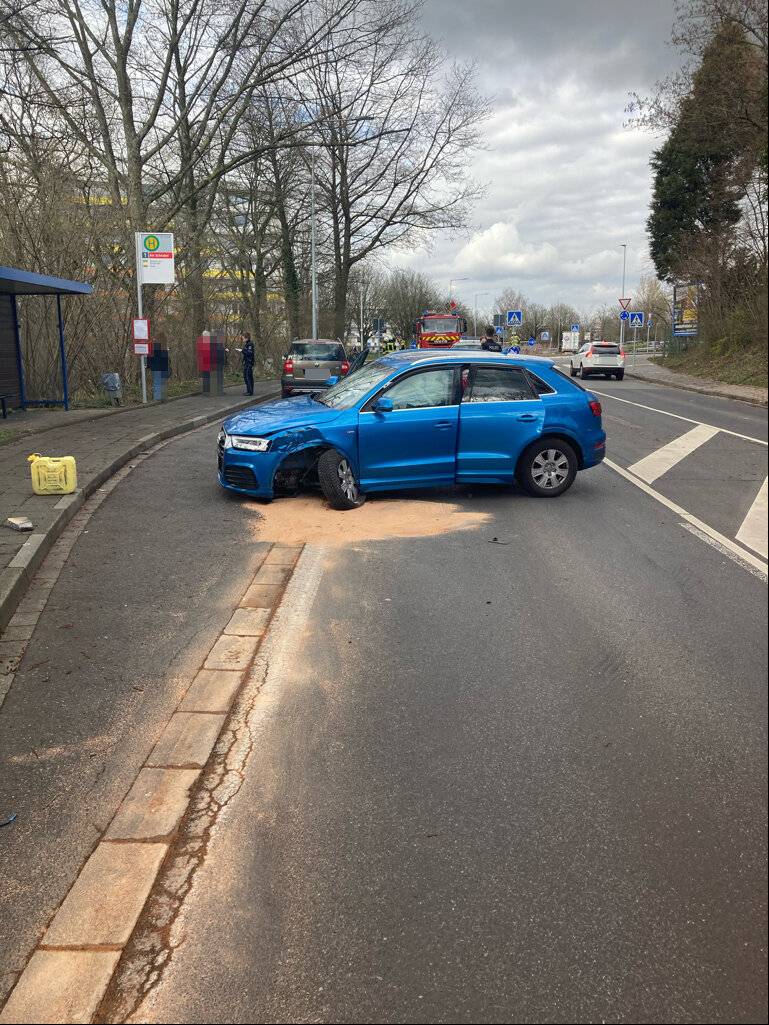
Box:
281 339 349 397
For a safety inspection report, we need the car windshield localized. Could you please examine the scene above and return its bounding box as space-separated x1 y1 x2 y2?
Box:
422 318 460 334
291 342 345 360
315 360 395 409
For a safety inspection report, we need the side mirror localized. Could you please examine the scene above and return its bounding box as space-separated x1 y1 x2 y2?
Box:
373 396 394 413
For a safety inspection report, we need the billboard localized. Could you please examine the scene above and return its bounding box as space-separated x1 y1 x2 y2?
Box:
673 283 698 337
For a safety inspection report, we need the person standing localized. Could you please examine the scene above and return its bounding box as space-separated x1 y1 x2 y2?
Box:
481 325 502 352
237 332 255 396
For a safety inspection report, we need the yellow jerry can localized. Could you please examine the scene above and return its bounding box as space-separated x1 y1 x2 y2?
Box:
27 453 78 496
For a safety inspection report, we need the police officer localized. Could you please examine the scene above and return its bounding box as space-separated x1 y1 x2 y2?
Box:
237 333 255 396
481 325 502 352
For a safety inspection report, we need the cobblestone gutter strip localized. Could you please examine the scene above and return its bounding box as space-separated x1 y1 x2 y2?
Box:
0 393 276 634
0 529 302 1024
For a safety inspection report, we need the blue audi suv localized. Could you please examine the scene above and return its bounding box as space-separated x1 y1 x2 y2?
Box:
217 351 606 509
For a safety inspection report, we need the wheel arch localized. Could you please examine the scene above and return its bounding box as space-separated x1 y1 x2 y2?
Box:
517 431 585 474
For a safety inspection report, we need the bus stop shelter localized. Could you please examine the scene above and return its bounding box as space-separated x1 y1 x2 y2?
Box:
0 266 93 413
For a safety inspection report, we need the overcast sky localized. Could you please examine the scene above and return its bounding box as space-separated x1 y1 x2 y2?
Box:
389 0 683 317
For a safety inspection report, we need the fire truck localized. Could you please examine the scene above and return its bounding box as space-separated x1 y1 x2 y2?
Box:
414 309 468 348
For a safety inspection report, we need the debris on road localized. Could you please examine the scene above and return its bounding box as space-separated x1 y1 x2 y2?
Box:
488 537 511 545
0 813 18 827
5 516 34 531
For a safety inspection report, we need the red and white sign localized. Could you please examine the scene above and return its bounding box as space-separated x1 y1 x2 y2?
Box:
618 298 632 310
133 341 151 356
132 318 150 340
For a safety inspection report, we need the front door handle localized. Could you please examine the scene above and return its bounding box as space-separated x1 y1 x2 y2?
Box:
517 413 539 422
434 421 453 429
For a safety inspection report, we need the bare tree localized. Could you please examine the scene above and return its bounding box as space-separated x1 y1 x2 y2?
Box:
306 2 488 336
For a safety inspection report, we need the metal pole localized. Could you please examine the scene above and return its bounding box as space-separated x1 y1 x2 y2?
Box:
633 323 638 366
359 290 364 351
619 243 627 354
646 315 651 353
10 294 27 409
56 294 69 410
135 232 147 404
311 150 318 340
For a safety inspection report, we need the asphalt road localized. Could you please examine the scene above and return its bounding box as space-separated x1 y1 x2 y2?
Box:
1 378 767 1022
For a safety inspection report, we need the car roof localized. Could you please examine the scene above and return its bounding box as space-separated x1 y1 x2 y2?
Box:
377 350 556 368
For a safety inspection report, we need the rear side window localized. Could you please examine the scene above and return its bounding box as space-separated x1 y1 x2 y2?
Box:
465 366 535 403
526 372 555 395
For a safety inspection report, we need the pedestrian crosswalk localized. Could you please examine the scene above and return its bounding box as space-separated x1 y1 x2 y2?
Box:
595 390 768 573
628 424 719 484
736 477 768 560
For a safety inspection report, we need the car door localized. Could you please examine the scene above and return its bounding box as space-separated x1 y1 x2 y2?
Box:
357 366 459 489
457 364 545 481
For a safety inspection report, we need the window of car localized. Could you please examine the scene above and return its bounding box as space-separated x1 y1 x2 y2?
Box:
381 367 457 409
526 371 555 395
592 343 621 354
317 360 394 409
464 366 536 403
290 342 345 360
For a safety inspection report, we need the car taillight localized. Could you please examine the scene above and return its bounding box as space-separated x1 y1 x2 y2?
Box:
620 350 626 358
589 399 602 417
283 357 293 374
340 360 350 375
586 346 594 356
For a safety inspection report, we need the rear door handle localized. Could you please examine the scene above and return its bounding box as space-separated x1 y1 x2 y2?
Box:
517 414 538 422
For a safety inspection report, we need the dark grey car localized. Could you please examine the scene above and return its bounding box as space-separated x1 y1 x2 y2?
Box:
281 339 349 397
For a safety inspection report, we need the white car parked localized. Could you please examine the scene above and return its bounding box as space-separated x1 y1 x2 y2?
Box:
569 341 625 380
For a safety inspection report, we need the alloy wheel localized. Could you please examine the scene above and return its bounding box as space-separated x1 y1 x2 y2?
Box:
531 448 570 489
337 459 359 502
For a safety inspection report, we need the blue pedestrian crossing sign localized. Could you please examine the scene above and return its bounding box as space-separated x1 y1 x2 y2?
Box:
619 311 630 321
629 311 644 327
506 310 523 326
571 323 580 332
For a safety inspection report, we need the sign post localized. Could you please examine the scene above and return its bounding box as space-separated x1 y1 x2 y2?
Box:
135 232 175 403
629 312 644 366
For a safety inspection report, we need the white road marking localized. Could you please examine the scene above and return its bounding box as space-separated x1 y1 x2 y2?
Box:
627 424 719 484
603 458 768 579
680 523 768 583
735 477 768 560
589 388 767 447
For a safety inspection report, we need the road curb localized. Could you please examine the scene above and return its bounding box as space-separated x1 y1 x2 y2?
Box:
625 367 768 407
0 393 277 633
0 543 303 1024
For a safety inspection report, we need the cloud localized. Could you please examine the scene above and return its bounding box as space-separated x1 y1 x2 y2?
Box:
386 0 683 312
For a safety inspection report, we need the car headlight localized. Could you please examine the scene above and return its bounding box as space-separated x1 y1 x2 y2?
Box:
230 435 271 452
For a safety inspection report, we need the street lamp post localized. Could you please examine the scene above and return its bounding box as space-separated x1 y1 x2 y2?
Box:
449 277 468 304
311 149 318 340
619 243 628 353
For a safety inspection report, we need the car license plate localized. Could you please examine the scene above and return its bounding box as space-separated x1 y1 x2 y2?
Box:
306 368 328 380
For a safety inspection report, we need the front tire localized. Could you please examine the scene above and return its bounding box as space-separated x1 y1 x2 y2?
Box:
569 362 577 377
317 449 366 510
518 440 578 497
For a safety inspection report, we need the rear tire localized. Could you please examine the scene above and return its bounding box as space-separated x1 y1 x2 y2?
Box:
579 364 589 379
281 387 291 398
615 370 625 380
517 440 578 498
317 449 366 510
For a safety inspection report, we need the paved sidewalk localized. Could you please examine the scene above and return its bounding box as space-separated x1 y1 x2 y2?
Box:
0 383 277 630
626 356 768 406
